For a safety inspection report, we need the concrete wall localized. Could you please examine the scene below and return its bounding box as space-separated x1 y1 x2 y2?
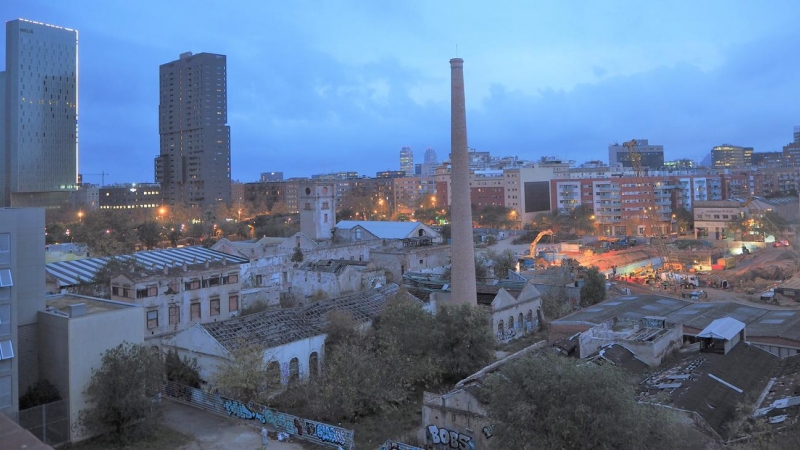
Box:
420 389 489 449
38 303 143 442
370 245 451 284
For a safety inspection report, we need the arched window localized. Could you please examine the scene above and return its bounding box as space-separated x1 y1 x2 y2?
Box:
518 313 524 332
289 357 299 383
497 320 504 340
418 229 425 237
526 310 534 332
309 352 319 378
266 361 281 389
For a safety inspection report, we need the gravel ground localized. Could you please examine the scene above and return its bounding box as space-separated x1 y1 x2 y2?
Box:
162 401 309 450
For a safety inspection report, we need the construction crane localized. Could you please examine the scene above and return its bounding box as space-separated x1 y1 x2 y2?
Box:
81 171 110 187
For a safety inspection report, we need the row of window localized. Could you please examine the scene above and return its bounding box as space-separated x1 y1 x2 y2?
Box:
146 295 238 329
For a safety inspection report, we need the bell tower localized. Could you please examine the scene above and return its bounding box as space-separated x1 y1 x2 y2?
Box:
299 183 335 240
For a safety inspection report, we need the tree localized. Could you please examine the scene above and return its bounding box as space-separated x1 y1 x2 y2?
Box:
164 349 201 388
759 210 788 237
484 249 517 279
19 379 61 410
291 246 304 263
372 297 440 387
672 206 694 234
72 210 138 256
580 266 606 307
435 304 494 382
137 220 162 250
213 343 270 403
482 352 683 449
80 342 162 443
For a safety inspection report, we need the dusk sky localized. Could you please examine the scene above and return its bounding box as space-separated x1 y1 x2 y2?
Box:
3 1 800 184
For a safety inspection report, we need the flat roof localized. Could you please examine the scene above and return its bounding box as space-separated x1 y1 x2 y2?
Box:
45 294 134 316
554 295 800 344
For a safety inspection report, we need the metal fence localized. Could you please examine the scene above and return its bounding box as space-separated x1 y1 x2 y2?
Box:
153 379 355 449
14 399 70 446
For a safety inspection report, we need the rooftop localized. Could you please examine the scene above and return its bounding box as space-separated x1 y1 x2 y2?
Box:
201 284 416 353
335 220 434 239
44 293 134 316
46 246 249 287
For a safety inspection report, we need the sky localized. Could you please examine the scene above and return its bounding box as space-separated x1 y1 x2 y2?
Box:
3 1 800 184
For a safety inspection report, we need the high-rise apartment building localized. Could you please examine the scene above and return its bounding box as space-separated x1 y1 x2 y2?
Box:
155 52 231 209
400 146 414 176
1 19 79 207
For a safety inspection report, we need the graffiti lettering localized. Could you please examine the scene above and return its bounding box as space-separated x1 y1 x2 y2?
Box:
427 425 474 450
482 424 494 438
315 423 347 446
224 400 266 424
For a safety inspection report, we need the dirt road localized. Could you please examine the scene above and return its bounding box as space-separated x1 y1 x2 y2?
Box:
163 400 308 450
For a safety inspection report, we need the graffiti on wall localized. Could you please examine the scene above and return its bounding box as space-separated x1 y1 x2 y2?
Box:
379 439 424 450
482 424 494 438
222 399 351 448
426 425 475 450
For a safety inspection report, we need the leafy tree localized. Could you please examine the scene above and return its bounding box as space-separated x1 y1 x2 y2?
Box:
270 201 292 216
307 333 406 421
372 297 439 387
482 352 683 449
414 207 439 225
137 220 162 250
213 343 270 403
291 246 304 263
672 206 694 234
19 379 62 410
167 227 182 247
541 274 573 321
337 208 356 220
580 266 606 307
80 342 163 443
435 304 494 382
484 249 517 279
72 210 138 256
164 349 201 388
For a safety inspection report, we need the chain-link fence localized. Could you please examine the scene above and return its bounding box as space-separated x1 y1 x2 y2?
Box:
15 399 70 446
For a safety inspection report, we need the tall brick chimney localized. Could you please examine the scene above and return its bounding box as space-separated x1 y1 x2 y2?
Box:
449 58 477 306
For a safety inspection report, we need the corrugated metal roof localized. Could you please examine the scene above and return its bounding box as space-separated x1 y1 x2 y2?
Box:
697 317 745 340
46 246 249 286
335 220 428 239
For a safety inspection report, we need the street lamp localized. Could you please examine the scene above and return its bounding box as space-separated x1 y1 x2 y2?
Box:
77 211 84 224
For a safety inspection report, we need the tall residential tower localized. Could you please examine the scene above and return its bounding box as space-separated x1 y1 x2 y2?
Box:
155 52 231 208
1 19 79 207
400 146 414 176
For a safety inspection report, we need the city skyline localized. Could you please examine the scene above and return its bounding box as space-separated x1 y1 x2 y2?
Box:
2 1 800 184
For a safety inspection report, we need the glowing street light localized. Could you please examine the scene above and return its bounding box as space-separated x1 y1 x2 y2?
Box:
77 210 84 224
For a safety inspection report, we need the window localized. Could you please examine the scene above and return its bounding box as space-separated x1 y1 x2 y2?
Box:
147 310 158 329
137 288 149 299
322 201 329 209
112 286 120 296
0 305 10 336
148 286 158 297
324 213 328 223
169 305 179 325
228 273 238 284
0 340 13 360
190 303 201 320
207 276 220 287
185 280 200 291
210 298 220 316
0 269 12 288
228 295 239 312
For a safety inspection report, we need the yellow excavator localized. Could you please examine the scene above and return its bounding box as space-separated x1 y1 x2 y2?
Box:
518 229 554 269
